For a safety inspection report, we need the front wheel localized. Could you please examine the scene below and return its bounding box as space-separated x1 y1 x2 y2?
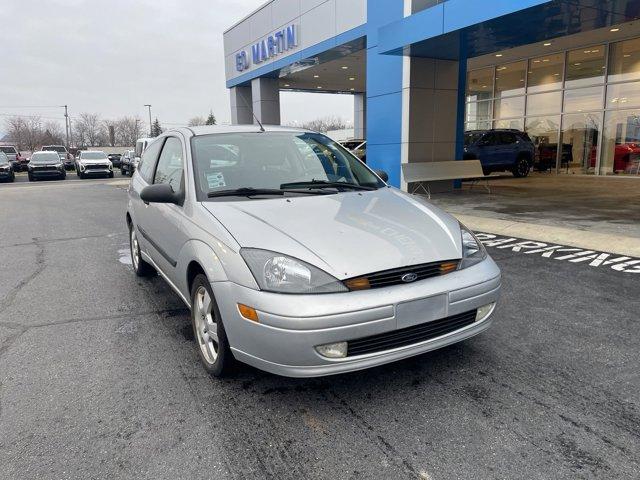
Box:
190 274 234 377
109 171 114 178
129 224 155 277
28 173 35 181
512 156 531 178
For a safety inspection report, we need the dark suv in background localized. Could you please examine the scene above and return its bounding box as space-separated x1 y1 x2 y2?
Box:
463 129 535 177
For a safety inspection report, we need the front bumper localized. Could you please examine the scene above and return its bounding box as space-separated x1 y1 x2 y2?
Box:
30 169 65 178
213 257 501 377
0 169 13 179
80 167 112 175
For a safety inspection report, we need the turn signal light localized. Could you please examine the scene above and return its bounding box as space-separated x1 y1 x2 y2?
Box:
439 261 458 274
344 277 371 291
237 303 259 322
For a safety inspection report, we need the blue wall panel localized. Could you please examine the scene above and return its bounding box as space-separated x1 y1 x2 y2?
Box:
366 0 405 188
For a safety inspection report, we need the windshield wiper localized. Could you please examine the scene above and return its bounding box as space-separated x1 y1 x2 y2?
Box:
208 188 286 198
279 180 374 191
207 187 328 198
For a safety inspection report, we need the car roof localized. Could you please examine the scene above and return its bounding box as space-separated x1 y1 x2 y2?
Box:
167 124 318 138
81 150 106 154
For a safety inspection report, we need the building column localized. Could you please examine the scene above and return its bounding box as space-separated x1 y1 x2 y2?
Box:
402 57 460 192
251 77 281 125
354 94 366 139
365 0 406 187
229 86 253 125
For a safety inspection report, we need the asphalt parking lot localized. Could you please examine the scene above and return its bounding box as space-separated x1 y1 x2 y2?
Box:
0 175 638 480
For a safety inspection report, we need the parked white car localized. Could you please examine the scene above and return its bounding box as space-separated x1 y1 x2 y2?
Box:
76 151 113 179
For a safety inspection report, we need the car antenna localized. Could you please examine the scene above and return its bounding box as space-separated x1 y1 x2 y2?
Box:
238 90 265 132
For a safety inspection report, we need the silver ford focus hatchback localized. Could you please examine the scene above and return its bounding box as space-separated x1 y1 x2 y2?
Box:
126 125 501 377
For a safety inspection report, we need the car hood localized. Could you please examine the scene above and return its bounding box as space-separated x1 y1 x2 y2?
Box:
202 188 462 279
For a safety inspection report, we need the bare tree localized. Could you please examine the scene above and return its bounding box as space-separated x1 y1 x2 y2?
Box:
41 121 65 145
188 116 207 127
301 116 347 133
4 116 27 150
115 116 142 146
76 113 101 146
23 116 43 151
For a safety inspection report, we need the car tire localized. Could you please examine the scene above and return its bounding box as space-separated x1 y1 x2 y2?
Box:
79 172 85 179
109 171 114 178
28 173 34 182
512 156 531 178
129 224 155 277
60 172 66 180
121 168 125 175
190 274 235 377
9 172 15 182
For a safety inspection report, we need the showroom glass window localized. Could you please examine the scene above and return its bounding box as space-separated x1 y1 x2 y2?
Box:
602 38 640 175
527 53 564 93
566 46 605 88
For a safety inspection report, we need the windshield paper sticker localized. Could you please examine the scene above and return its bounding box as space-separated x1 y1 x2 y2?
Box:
207 172 226 189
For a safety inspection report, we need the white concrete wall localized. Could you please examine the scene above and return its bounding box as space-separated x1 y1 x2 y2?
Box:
224 0 366 82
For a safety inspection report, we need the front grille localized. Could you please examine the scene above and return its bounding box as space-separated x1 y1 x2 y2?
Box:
346 310 477 357
345 260 458 290
85 164 108 170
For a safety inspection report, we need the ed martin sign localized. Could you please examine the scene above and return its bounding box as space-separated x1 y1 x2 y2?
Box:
235 24 298 72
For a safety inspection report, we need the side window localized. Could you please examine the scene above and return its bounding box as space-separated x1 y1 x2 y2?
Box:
500 132 518 144
137 139 163 183
479 132 496 146
153 137 184 192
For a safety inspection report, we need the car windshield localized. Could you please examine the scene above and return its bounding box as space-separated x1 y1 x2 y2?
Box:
30 152 60 163
0 146 17 154
43 146 66 153
191 132 384 200
464 132 485 146
82 152 107 159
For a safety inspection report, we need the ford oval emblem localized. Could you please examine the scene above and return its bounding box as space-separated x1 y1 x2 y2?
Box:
401 272 418 283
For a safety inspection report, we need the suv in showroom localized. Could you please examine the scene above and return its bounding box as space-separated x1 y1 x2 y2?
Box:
463 129 535 177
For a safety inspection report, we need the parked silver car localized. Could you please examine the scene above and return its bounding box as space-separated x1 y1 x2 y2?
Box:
126 126 501 378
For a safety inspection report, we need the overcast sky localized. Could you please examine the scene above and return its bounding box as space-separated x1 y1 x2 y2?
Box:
1 0 353 134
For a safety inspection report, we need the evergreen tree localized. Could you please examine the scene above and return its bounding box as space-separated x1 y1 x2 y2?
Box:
150 118 163 137
205 111 216 125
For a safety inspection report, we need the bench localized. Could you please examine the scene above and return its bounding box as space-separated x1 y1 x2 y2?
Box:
401 160 491 198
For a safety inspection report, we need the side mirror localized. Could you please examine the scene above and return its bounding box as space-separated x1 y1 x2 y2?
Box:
374 169 389 182
140 183 181 205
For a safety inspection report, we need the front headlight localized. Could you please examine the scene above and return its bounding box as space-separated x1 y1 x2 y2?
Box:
458 223 486 269
240 248 348 294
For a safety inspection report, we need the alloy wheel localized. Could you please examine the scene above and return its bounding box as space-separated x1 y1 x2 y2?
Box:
518 159 529 177
130 229 140 271
193 286 219 365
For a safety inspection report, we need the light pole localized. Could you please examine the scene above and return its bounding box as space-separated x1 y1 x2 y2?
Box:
62 105 70 148
144 104 152 136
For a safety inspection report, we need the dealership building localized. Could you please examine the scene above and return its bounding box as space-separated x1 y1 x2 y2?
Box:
224 0 640 188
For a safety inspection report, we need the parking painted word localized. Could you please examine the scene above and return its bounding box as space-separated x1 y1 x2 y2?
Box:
476 233 640 273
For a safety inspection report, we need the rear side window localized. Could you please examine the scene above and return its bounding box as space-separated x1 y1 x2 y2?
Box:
153 137 184 193
137 139 164 183
499 132 518 144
